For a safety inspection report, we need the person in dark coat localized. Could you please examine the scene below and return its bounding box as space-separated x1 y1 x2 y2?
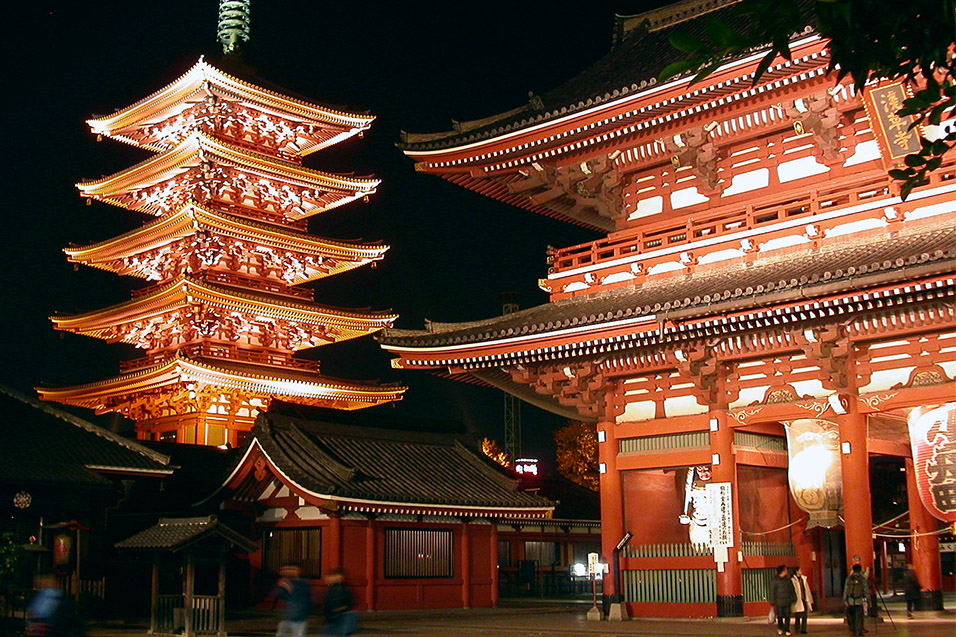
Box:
322 569 357 636
274 564 311 637
902 564 921 618
844 563 868 636
769 564 797 636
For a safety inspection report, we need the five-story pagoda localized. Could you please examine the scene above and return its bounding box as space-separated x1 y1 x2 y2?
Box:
38 13 404 446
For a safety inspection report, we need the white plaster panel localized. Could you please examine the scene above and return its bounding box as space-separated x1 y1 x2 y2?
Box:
905 198 956 222
629 195 663 220
697 248 745 265
790 379 829 398
256 508 287 523
647 261 684 276
602 271 636 285
825 217 887 238
729 385 768 409
938 361 956 380
777 155 830 182
842 140 880 167
858 367 917 394
563 281 591 293
664 395 707 417
295 507 329 521
617 400 656 423
721 168 769 197
670 186 710 209
759 235 810 253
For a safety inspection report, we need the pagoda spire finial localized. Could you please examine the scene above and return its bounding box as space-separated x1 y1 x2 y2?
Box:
217 0 251 55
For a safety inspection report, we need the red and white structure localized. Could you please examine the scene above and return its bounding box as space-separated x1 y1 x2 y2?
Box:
381 0 955 617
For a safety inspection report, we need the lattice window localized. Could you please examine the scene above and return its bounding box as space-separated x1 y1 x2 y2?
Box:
385 529 453 579
497 540 512 567
743 567 778 602
619 431 708 453
622 569 715 603
263 528 321 577
524 541 559 567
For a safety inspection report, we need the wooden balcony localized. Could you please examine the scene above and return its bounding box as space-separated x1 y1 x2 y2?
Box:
548 165 954 275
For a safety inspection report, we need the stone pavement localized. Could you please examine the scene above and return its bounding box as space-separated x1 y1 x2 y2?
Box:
85 600 955 637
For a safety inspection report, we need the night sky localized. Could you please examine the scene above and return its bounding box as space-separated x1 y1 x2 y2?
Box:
5 1 666 468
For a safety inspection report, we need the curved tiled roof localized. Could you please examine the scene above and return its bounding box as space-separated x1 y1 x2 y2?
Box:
400 0 762 150
115 515 257 552
253 413 553 511
379 218 956 348
0 385 171 485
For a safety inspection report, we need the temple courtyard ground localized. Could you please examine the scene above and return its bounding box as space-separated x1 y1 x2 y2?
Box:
85 597 955 636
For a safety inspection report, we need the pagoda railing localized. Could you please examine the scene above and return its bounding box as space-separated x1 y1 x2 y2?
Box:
549 164 954 275
120 343 319 373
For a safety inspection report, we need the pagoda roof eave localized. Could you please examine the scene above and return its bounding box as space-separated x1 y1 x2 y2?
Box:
51 274 397 345
37 355 406 412
76 131 379 219
87 58 374 154
63 201 388 281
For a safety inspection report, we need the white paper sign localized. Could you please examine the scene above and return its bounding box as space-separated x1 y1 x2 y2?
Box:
707 481 734 549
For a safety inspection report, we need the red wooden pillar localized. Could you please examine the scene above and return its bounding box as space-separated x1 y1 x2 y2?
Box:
365 515 376 610
837 408 873 573
710 408 743 616
598 418 624 602
328 513 343 573
460 520 471 608
489 519 499 607
904 456 943 610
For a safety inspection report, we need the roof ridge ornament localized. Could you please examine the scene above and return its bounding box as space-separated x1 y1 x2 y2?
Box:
217 0 251 56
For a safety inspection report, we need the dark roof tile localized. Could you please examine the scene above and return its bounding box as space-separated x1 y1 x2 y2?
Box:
254 413 553 511
379 219 956 348
0 385 171 484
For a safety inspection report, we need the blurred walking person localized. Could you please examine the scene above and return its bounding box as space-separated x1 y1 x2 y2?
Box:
322 569 357 636
274 563 311 637
769 564 797 636
902 564 921 618
790 566 813 634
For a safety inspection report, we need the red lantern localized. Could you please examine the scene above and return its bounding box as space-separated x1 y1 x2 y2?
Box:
907 403 956 523
53 533 72 568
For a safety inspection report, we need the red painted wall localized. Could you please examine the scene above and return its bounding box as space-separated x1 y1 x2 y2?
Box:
622 468 696 544
254 517 498 611
738 465 791 543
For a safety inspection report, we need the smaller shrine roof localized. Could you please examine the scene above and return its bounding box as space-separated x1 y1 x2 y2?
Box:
224 412 554 516
379 217 956 350
89 58 374 156
0 385 172 486
400 0 754 151
115 515 257 553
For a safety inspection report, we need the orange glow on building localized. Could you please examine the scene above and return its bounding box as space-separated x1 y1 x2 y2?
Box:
40 58 404 446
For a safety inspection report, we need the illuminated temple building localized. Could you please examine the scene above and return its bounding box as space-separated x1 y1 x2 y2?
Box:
380 0 955 618
39 58 405 447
